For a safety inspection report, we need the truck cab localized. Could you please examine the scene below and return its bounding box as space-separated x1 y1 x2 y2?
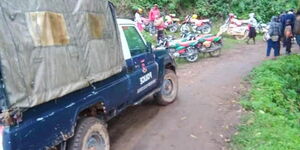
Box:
0 17 178 150
118 19 160 104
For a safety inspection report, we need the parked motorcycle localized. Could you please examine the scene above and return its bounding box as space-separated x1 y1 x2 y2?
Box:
158 37 199 62
165 14 181 33
181 30 214 41
141 17 157 35
180 15 212 34
219 15 249 40
195 35 223 57
169 40 199 62
158 33 222 62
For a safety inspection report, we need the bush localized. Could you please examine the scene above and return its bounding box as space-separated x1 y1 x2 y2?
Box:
233 55 300 150
111 0 299 22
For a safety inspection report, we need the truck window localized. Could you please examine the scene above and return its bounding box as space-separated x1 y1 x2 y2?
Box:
122 26 147 56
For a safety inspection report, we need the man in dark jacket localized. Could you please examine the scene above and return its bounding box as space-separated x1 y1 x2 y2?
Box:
281 10 295 47
286 10 296 30
294 10 300 48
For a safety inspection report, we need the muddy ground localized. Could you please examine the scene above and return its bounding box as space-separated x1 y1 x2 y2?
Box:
108 41 299 150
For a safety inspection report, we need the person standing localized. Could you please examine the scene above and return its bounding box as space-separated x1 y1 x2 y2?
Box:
281 10 295 47
148 4 160 23
154 15 165 42
135 8 143 32
294 10 300 48
148 4 160 35
284 20 293 54
285 10 296 31
246 13 257 44
266 16 282 58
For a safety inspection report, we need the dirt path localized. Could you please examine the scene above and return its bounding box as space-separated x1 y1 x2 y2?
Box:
108 41 295 150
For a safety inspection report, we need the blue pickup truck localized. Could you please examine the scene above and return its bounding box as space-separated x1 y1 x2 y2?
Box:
0 5 178 150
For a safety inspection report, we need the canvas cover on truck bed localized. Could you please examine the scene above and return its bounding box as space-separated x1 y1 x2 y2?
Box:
0 0 124 109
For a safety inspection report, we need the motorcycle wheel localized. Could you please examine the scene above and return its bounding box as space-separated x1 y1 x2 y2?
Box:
186 54 198 62
185 47 199 62
201 24 212 34
235 30 249 40
169 25 178 33
180 24 190 33
208 43 222 57
209 49 221 57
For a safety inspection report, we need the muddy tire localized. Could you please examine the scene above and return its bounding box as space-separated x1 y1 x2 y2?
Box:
68 117 109 150
185 47 199 63
209 49 221 57
186 54 199 62
209 43 222 57
155 69 178 106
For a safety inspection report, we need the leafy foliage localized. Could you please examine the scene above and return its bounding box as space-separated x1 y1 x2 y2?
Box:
111 0 299 22
233 55 300 150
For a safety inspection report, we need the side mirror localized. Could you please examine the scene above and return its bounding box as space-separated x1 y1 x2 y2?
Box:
146 42 153 53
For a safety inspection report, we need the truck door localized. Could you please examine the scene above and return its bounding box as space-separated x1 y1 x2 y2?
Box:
121 25 159 102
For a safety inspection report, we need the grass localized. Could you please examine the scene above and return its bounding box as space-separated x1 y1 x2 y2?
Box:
232 55 300 150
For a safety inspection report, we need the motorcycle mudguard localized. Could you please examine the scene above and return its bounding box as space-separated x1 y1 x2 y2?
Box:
213 37 222 42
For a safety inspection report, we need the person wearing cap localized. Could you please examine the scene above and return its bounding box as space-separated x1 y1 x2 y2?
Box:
135 8 143 31
149 4 160 22
246 13 258 44
190 14 200 24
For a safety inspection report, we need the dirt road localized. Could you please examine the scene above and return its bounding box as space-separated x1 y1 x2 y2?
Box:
108 41 278 150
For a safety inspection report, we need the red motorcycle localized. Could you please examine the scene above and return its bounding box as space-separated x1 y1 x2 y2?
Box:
219 14 249 40
180 15 212 34
164 14 181 33
157 36 199 62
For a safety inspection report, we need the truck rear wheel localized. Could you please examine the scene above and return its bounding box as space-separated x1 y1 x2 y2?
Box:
155 69 178 106
68 117 109 150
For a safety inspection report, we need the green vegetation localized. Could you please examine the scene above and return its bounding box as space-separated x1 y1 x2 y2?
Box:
141 31 156 44
232 55 300 150
111 0 299 22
